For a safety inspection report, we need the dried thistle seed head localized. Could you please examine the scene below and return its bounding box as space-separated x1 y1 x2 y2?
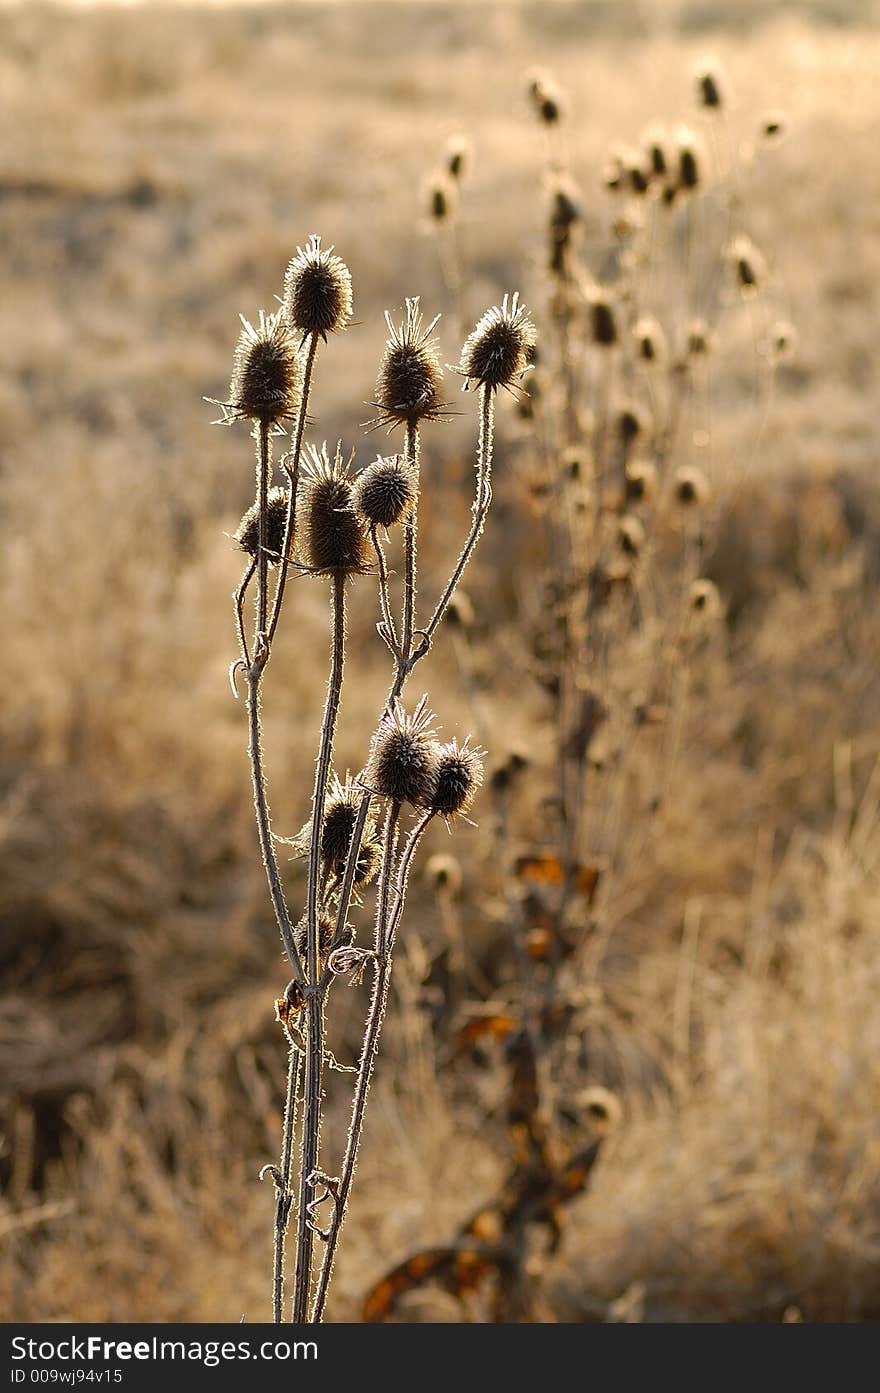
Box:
689 578 723 618
364 697 441 807
373 297 446 429
446 134 472 181
643 126 670 179
528 70 564 124
327 945 375 978
425 172 457 224
550 176 582 232
283 234 352 341
489 747 530 794
603 150 626 193
674 465 710 506
227 310 302 425
617 406 644 447
675 128 704 191
299 442 371 576
696 62 724 109
618 514 645 556
634 316 666 364
686 318 713 356
425 853 463 896
729 235 766 295
294 912 335 964
445 589 475 629
761 111 787 142
588 292 618 348
320 774 382 888
623 149 651 196
578 1085 623 1135
624 458 658 503
429 738 485 822
351 454 417 529
235 485 289 564
457 292 536 392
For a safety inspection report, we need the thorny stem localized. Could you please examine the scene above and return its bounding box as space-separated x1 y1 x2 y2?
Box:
420 384 495 652
268 333 319 646
399 420 420 682
272 1043 302 1323
257 421 270 639
370 525 399 657
311 804 440 1324
234 557 256 668
291 571 347 1323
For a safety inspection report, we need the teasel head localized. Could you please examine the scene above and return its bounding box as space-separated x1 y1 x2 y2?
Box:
364 696 441 807
643 126 670 181
371 297 446 430
295 912 335 967
428 737 485 825
618 514 645 557
674 465 710 507
617 405 644 450
634 316 667 365
588 291 618 348
528 70 564 125
689 578 723 620
446 134 472 181
425 172 458 225
696 61 725 110
219 309 303 426
603 149 626 193
298 442 371 577
577 1085 623 1136
686 318 713 357
425 853 463 897
729 235 766 296
456 292 536 393
761 112 787 143
351 454 417 529
675 127 704 192
283 234 353 343
234 485 290 565
320 774 383 891
624 458 658 504
548 176 582 273
624 149 651 197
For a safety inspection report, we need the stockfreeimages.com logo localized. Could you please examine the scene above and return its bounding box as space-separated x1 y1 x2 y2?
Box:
11 1337 317 1370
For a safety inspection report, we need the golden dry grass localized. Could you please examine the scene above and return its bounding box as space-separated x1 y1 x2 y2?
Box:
2 0 880 1323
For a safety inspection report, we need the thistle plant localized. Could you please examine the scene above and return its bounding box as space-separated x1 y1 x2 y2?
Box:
209 243 533 1322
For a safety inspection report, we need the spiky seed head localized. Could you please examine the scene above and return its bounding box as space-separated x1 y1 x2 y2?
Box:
528 70 564 124
373 298 445 429
603 150 626 193
446 134 472 181
624 150 650 196
689 578 723 618
294 913 335 966
696 62 724 109
425 853 463 896
730 236 766 295
227 310 302 424
634 316 666 364
686 319 713 356
429 738 485 822
588 293 618 348
578 1085 622 1135
674 465 710 507
235 486 289 564
426 172 457 223
299 442 371 577
624 458 658 504
457 293 536 392
283 235 352 341
761 112 787 142
351 454 417 529
617 406 644 447
675 128 703 191
618 514 645 556
489 747 530 794
364 697 441 807
644 127 670 179
550 177 581 231
319 775 383 889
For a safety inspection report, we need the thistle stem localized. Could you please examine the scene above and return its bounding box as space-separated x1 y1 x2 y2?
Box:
291 570 347 1322
269 333 319 646
272 1043 302 1323
399 419 420 679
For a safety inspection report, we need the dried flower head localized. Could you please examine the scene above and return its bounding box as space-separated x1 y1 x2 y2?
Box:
429 737 485 823
644 127 670 179
674 465 710 506
624 458 657 504
761 112 787 142
588 292 618 348
372 298 446 430
425 172 457 224
696 62 724 109
283 235 352 342
729 235 766 295
327 945 375 980
294 912 335 966
425 853 463 896
489 748 530 795
618 514 645 556
528 70 564 124
351 455 417 530
689 578 723 618
686 319 713 356
221 310 302 425
364 697 441 807
617 406 644 448
299 442 371 577
634 316 667 364
234 486 290 564
578 1085 623 1135
446 134 472 181
320 774 383 889
675 128 704 191
456 292 536 392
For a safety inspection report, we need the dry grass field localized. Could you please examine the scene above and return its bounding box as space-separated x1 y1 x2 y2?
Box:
2 0 880 1323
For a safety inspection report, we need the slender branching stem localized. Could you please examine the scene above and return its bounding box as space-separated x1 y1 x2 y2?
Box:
420 383 495 652
311 803 440 1324
370 524 399 657
273 1043 302 1323
234 557 256 668
269 333 319 646
291 570 347 1323
256 420 270 639
399 419 420 676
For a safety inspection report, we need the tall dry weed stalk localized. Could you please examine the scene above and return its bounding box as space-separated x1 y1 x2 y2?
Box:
209 242 533 1322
